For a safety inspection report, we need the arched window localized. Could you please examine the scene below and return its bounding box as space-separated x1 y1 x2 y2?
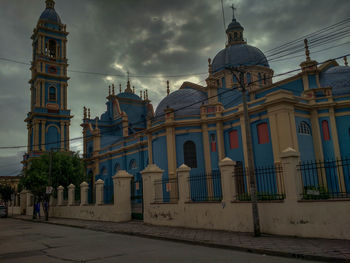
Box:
322 120 330 141
129 159 137 170
114 163 120 174
101 167 107 175
221 77 226 89
183 141 197 168
257 122 269 144
49 86 56 101
234 32 238 40
298 121 311 135
232 74 237 84
48 39 56 58
263 74 267 84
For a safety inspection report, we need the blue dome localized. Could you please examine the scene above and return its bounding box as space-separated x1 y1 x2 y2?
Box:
39 8 61 23
212 44 269 73
155 88 207 118
117 92 141 100
320 66 350 96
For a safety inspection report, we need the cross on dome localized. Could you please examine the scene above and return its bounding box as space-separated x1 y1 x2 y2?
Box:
231 4 236 20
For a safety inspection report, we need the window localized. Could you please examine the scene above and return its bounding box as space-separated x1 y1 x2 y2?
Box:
48 39 56 58
129 159 137 170
101 167 107 175
229 130 239 149
258 73 262 87
232 74 237 84
234 32 238 40
183 141 197 168
246 73 251 85
263 74 267 84
322 120 330 141
298 121 311 135
210 134 216 152
257 123 269 144
221 77 226 89
49 86 56 101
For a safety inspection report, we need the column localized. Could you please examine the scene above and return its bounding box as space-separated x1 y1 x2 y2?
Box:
64 84 67 109
219 157 236 202
57 186 64 205
200 109 212 173
80 182 89 206
176 164 191 203
34 120 39 151
147 133 153 164
280 148 301 202
41 81 45 107
67 184 75 206
95 179 104 205
60 84 63 109
216 121 225 162
112 170 133 220
60 122 64 150
66 122 70 151
141 164 164 206
41 120 46 151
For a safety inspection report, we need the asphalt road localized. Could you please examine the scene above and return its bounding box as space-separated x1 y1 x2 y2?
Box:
0 218 321 263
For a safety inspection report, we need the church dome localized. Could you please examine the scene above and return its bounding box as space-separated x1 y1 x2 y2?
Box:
212 44 269 73
320 66 350 96
155 88 207 118
39 0 61 24
117 92 141 100
226 19 243 32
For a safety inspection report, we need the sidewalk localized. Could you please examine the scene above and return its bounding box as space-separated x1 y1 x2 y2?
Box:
12 215 350 262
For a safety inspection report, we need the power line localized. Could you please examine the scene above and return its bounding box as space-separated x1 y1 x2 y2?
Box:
1 52 348 150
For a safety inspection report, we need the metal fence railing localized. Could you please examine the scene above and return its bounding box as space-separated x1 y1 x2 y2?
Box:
297 158 350 200
188 171 222 202
154 177 179 203
75 187 81 205
104 183 114 204
234 163 285 201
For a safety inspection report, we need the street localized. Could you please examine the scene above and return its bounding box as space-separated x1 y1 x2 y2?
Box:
0 219 321 263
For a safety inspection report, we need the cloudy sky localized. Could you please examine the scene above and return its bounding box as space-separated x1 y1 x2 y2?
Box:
0 0 349 176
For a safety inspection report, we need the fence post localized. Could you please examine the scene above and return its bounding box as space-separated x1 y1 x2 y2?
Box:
57 186 64 205
219 157 236 202
112 170 133 220
280 147 301 201
68 184 75 206
20 190 27 214
95 179 104 205
80 181 89 205
141 164 164 206
177 164 191 203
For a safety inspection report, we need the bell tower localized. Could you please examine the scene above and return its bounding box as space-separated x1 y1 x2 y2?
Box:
24 0 72 162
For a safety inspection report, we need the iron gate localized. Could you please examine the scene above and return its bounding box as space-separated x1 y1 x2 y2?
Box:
131 177 143 220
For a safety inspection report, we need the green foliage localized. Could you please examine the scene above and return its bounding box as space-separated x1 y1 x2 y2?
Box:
22 151 86 200
0 184 14 205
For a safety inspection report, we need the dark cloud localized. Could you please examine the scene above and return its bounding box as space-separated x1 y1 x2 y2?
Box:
1 0 349 175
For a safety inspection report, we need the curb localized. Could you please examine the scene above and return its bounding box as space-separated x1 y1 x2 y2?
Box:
12 217 347 263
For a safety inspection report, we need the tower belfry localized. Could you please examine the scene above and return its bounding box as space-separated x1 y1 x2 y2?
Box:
24 0 72 164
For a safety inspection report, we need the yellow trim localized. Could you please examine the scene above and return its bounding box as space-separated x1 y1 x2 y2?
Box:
46 123 61 133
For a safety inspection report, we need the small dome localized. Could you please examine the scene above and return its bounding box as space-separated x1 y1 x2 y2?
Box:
39 8 61 24
212 44 269 73
320 66 350 96
155 88 207 118
117 92 141 100
226 19 244 32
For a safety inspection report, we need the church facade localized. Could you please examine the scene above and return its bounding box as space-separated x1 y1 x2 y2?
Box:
82 10 350 202
23 0 72 166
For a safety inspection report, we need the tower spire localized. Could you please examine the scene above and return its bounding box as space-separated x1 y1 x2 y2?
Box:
304 38 311 62
125 71 133 93
45 0 55 9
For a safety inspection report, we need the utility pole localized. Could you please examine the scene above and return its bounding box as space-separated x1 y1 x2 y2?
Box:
229 67 261 236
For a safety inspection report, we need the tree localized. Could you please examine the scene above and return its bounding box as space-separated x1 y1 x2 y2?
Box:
21 151 85 220
0 184 14 217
